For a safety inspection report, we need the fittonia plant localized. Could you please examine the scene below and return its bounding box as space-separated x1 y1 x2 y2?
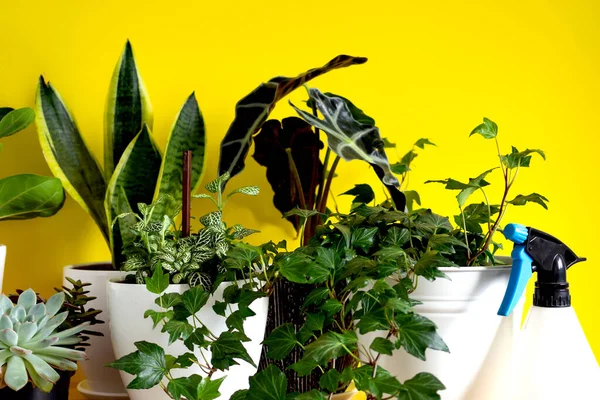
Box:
0 290 88 392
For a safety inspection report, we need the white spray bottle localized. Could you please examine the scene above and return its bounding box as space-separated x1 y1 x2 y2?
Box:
498 223 600 399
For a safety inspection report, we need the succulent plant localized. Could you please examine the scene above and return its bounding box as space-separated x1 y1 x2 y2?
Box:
0 289 88 392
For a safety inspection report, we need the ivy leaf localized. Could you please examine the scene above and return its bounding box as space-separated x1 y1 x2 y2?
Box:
414 211 453 236
278 253 330 284
302 287 330 310
211 331 256 370
106 351 143 375
143 309 173 329
174 352 198 368
395 314 449 361
351 227 378 251
404 190 421 212
341 184 375 204
162 320 194 345
319 368 342 392
321 299 343 315
196 376 226 400
454 203 500 234
290 331 357 376
384 226 411 247
155 293 182 308
414 251 454 281
288 390 327 400
501 147 545 169
283 207 321 220
182 286 210 315
427 234 468 254
145 265 169 294
168 375 202 400
353 365 402 399
315 247 338 272
382 138 396 148
425 168 496 207
126 341 168 389
470 117 498 139
391 162 411 174
184 327 210 351
374 246 406 260
370 337 395 356
263 323 298 360
398 372 446 400
297 313 325 344
231 390 249 400
414 138 436 149
506 193 549 209
246 365 287 400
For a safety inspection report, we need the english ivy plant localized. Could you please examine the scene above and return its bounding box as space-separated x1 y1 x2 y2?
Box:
0 107 65 221
425 117 547 265
231 192 452 400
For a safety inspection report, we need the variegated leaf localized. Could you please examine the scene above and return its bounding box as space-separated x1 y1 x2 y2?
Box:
104 40 153 181
218 55 367 182
105 125 162 266
153 93 206 218
228 186 259 197
36 77 109 242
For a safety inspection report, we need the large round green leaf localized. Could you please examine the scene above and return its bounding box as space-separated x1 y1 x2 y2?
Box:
0 174 65 220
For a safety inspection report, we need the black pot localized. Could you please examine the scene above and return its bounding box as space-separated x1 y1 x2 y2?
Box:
0 370 73 400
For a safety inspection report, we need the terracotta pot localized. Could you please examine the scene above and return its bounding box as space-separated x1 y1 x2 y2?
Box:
63 263 129 398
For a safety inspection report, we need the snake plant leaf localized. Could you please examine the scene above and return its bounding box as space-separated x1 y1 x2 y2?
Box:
0 108 35 138
218 55 367 182
36 76 109 242
153 93 205 218
253 117 324 232
105 124 161 266
104 40 153 181
0 174 65 220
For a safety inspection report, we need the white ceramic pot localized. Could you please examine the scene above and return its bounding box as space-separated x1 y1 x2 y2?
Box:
359 263 524 400
0 245 6 294
64 263 130 398
108 279 269 400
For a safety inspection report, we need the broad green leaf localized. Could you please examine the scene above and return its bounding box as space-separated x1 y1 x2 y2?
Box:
414 211 453 236
246 365 287 400
0 108 35 138
278 253 330 284
175 353 198 368
153 93 206 217
0 174 65 220
383 226 411 247
390 163 410 174
36 77 109 242
167 375 202 400
104 40 153 181
197 376 226 400
106 351 143 375
182 286 210 315
263 323 298 360
319 368 342 392
290 331 357 375
126 341 168 390
155 293 182 309
454 202 500 234
506 193 549 209
288 390 327 400
351 227 378 251
231 390 249 400
341 183 375 204
105 125 161 265
143 309 173 329
426 168 496 207
404 190 421 212
370 337 395 356
145 265 169 294
291 88 398 187
218 55 366 181
162 319 194 344
501 146 545 169
382 138 396 148
398 372 446 400
321 299 343 315
297 313 325 344
414 138 436 149
414 251 454 281
315 247 338 271
302 287 330 310
470 117 498 139
395 314 449 361
427 234 468 254
353 365 402 399
211 331 256 370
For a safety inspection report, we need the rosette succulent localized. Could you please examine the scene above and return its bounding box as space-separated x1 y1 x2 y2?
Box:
0 289 88 392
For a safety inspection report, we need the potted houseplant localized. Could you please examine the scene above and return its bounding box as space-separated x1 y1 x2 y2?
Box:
107 173 274 399
0 280 103 400
0 107 65 292
35 42 366 396
253 86 546 399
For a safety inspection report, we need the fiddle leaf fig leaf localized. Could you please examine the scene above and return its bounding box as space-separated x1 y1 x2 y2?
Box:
394 314 449 361
291 87 399 187
0 174 65 221
506 193 549 209
341 184 375 205
246 365 287 400
501 147 545 169
470 117 498 139
398 372 446 400
0 107 35 138
218 55 367 181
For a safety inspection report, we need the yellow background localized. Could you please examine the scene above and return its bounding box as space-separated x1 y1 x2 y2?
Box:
0 0 598 363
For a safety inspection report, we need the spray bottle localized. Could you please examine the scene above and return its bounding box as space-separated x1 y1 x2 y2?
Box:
498 223 599 399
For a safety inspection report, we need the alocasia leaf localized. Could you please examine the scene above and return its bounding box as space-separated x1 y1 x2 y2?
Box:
506 193 549 209
291 87 398 187
398 372 446 400
307 91 375 125
253 117 323 232
218 55 367 181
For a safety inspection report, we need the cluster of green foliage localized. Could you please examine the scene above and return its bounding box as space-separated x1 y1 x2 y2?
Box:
232 191 454 400
116 173 260 286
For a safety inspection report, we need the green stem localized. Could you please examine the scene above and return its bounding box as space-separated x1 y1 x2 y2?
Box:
459 205 471 259
479 187 493 233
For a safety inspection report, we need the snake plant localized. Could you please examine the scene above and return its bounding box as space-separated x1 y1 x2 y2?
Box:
0 289 88 392
35 41 205 267
0 107 64 221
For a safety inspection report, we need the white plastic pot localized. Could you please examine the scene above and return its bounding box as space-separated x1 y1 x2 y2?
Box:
359 263 524 400
108 279 269 400
63 263 130 398
0 245 6 294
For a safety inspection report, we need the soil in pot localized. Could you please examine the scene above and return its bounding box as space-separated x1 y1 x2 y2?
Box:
0 371 73 400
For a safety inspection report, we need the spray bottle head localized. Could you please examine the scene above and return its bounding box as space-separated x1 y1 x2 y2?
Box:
498 223 586 316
